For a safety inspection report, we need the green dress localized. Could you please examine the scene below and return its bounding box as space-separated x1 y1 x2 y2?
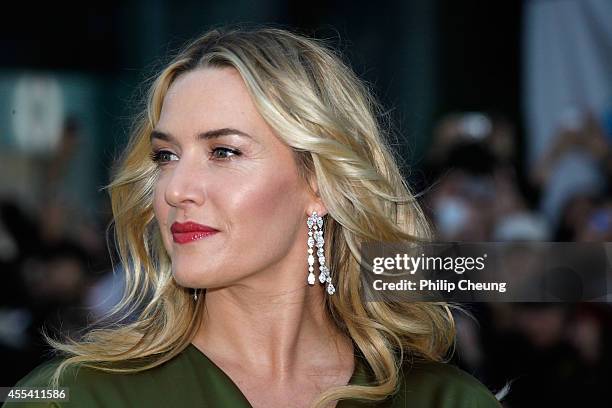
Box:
2 343 501 407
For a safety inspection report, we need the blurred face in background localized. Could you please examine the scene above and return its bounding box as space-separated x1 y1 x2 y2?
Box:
151 67 315 292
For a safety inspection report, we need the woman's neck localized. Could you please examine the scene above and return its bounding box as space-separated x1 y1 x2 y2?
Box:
191 284 353 381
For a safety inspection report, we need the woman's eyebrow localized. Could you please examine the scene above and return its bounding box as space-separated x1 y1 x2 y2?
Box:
150 128 254 142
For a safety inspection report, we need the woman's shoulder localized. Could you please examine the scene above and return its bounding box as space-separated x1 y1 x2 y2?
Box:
2 357 79 407
396 359 502 407
2 351 190 408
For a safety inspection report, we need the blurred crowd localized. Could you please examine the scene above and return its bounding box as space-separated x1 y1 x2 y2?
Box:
0 118 112 385
421 111 612 407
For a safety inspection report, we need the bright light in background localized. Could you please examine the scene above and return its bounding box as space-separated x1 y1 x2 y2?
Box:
12 75 64 154
458 112 492 141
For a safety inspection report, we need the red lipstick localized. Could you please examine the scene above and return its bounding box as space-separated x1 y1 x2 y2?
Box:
171 221 219 244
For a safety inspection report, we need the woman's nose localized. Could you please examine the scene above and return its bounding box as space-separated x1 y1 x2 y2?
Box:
164 159 206 208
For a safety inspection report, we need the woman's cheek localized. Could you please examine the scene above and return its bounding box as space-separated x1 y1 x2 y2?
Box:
153 179 171 250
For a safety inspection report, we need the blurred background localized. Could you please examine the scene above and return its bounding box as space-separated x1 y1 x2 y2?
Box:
0 0 610 407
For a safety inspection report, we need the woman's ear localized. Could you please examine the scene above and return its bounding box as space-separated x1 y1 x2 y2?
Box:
306 176 328 217
308 203 328 218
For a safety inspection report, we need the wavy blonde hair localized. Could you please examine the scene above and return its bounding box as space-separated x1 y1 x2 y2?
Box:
44 25 457 407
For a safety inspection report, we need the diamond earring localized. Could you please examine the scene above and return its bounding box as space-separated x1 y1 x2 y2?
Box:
193 288 199 302
307 211 335 295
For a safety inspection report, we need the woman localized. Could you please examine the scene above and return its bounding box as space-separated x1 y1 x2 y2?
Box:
4 26 502 407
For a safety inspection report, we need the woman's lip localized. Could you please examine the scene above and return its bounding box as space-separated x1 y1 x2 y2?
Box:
171 221 219 233
172 230 218 244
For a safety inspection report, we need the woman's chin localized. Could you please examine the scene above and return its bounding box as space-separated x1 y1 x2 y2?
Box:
171 268 207 288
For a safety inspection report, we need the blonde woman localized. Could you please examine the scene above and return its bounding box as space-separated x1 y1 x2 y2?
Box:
4 26 502 408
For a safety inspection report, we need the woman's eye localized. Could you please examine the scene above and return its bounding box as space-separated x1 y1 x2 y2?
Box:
150 147 241 165
210 147 241 160
150 150 179 164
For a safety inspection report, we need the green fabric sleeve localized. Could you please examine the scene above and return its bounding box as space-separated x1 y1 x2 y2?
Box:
395 360 503 407
339 358 502 408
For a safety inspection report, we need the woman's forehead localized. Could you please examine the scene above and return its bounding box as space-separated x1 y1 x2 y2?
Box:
162 68 251 119
158 67 268 142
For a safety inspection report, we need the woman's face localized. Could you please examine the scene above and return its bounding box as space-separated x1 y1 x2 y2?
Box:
152 67 317 290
